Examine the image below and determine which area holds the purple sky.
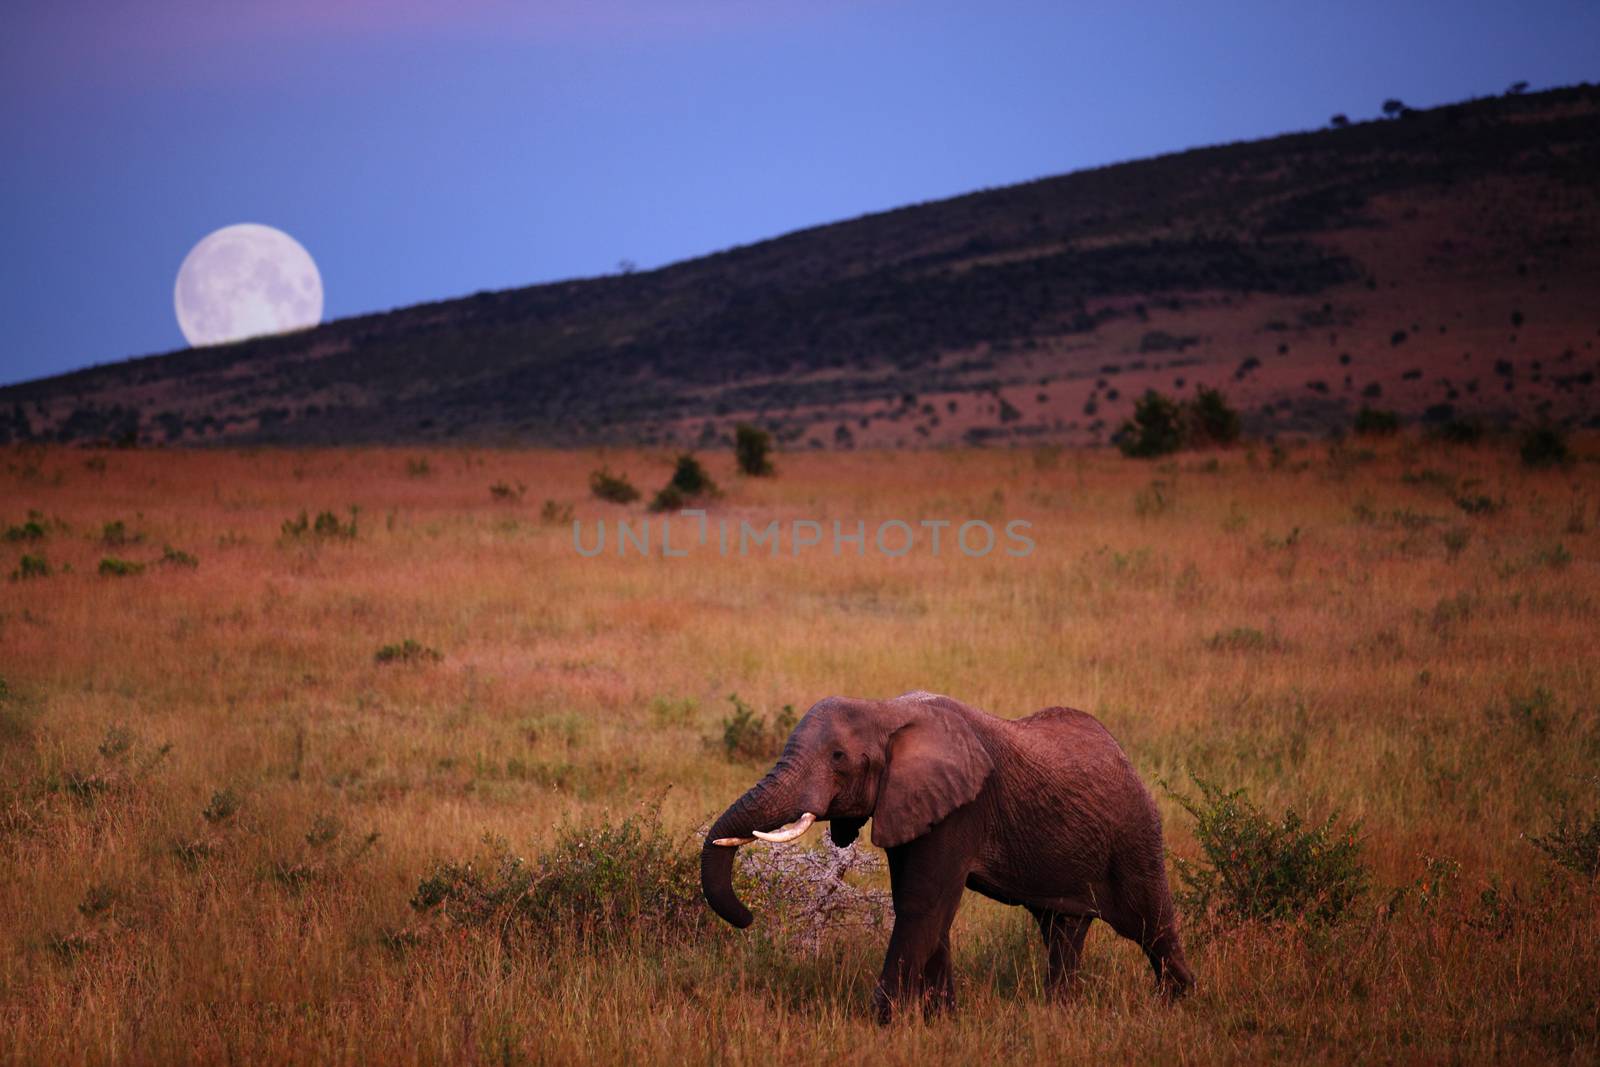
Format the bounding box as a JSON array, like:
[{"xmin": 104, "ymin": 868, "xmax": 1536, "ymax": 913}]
[{"xmin": 2, "ymin": 0, "xmax": 1596, "ymax": 386}]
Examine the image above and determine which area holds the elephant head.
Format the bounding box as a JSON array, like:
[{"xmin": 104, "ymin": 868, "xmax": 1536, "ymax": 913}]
[{"xmin": 700, "ymin": 693, "xmax": 995, "ymax": 928}]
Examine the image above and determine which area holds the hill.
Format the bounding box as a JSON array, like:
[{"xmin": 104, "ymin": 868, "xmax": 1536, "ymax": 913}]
[{"xmin": 3, "ymin": 84, "xmax": 1598, "ymax": 449}]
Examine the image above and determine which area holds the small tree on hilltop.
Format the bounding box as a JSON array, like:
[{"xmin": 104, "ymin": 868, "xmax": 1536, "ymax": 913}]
[
  {"xmin": 1119, "ymin": 386, "xmax": 1242, "ymax": 458},
  {"xmin": 1118, "ymin": 391, "xmax": 1186, "ymax": 458},
  {"xmin": 1381, "ymin": 98, "xmax": 1405, "ymax": 118},
  {"xmin": 1186, "ymin": 385, "xmax": 1241, "ymax": 447},
  {"xmin": 734, "ymin": 423, "xmax": 775, "ymax": 477},
  {"xmin": 1520, "ymin": 425, "xmax": 1571, "ymax": 469},
  {"xmin": 650, "ymin": 454, "xmax": 720, "ymax": 512}
]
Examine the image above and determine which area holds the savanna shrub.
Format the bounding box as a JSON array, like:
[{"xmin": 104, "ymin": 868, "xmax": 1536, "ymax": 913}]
[
  {"xmin": 1119, "ymin": 387, "xmax": 1241, "ymax": 457},
  {"xmin": 539, "ymin": 499, "xmax": 574, "ymax": 525},
  {"xmin": 720, "ymin": 693, "xmax": 797, "ymax": 762},
  {"xmin": 667, "ymin": 454, "xmax": 717, "ymax": 496},
  {"xmin": 409, "ymin": 803, "xmax": 709, "ymax": 943},
  {"xmin": 11, "ymin": 554, "xmax": 48, "ymax": 580},
  {"xmin": 1527, "ymin": 802, "xmax": 1600, "ymax": 881},
  {"xmin": 98, "ymin": 557, "xmax": 145, "ymax": 577},
  {"xmin": 1187, "ymin": 385, "xmax": 1241, "ymax": 447},
  {"xmin": 734, "ymin": 423, "xmax": 776, "ymax": 476},
  {"xmin": 282, "ymin": 509, "xmax": 358, "ymax": 540},
  {"xmin": 1430, "ymin": 417, "xmax": 1484, "ymax": 445},
  {"xmin": 1167, "ymin": 774, "xmax": 1368, "ymax": 926},
  {"xmin": 1455, "ymin": 493, "xmax": 1501, "ymax": 516},
  {"xmin": 101, "ymin": 520, "xmax": 136, "ymax": 546},
  {"xmin": 1354, "ymin": 407, "xmax": 1400, "ymax": 436},
  {"xmin": 1520, "ymin": 425, "xmax": 1571, "ymax": 468},
  {"xmin": 588, "ymin": 467, "xmax": 640, "ymax": 504},
  {"xmin": 202, "ymin": 787, "xmax": 241, "ymax": 824},
  {"xmin": 1118, "ymin": 391, "xmax": 1186, "ymax": 458},
  {"xmin": 648, "ymin": 484, "xmax": 687, "ymax": 513},
  {"xmin": 374, "ymin": 639, "xmax": 442, "ymax": 665},
  {"xmin": 650, "ymin": 454, "xmax": 720, "ymax": 512},
  {"xmin": 4, "ymin": 517, "xmax": 47, "ymax": 542}
]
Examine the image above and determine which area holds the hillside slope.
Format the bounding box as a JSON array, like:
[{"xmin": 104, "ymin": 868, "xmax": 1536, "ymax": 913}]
[{"xmin": 4, "ymin": 85, "xmax": 1598, "ymax": 448}]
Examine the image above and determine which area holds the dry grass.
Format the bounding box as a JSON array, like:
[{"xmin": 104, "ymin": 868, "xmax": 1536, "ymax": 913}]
[{"xmin": 1, "ymin": 439, "xmax": 1596, "ymax": 1065}]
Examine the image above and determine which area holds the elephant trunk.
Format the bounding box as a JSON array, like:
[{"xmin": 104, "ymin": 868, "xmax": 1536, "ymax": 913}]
[{"xmin": 701, "ymin": 767, "xmax": 806, "ymax": 928}]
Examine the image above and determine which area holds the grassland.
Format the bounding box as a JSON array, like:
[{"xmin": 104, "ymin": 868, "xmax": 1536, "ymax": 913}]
[{"xmin": 1, "ymin": 439, "xmax": 1597, "ymax": 1065}]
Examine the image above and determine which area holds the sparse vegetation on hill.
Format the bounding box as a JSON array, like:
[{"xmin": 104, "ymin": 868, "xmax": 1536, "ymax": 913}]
[{"xmin": 4, "ymin": 85, "xmax": 1598, "ymax": 449}]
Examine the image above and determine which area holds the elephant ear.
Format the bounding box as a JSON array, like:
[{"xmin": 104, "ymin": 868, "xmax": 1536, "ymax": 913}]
[{"xmin": 871, "ymin": 709, "xmax": 994, "ymax": 848}]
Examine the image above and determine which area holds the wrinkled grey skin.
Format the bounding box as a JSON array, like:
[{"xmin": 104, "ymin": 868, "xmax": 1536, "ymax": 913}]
[{"xmin": 702, "ymin": 691, "xmax": 1193, "ymax": 1021}]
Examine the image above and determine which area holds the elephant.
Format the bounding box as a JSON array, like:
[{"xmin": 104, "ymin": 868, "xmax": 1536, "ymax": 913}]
[{"xmin": 701, "ymin": 691, "xmax": 1194, "ymax": 1021}]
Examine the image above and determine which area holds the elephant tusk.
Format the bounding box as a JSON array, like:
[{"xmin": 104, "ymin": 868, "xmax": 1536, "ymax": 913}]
[
  {"xmin": 712, "ymin": 836, "xmax": 755, "ymax": 847},
  {"xmin": 751, "ymin": 812, "xmax": 816, "ymax": 843}
]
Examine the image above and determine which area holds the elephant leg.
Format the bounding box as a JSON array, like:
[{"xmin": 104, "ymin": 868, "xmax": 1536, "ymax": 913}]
[
  {"xmin": 1029, "ymin": 908, "xmax": 1093, "ymax": 997},
  {"xmin": 920, "ymin": 933, "xmax": 956, "ymax": 1017},
  {"xmin": 874, "ymin": 842, "xmax": 967, "ymax": 1024}
]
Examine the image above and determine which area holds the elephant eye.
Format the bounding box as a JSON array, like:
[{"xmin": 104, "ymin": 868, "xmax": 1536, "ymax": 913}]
[{"xmin": 831, "ymin": 749, "xmax": 845, "ymax": 763}]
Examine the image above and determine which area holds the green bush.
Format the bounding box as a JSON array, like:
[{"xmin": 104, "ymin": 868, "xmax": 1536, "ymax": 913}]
[
  {"xmin": 98, "ymin": 557, "xmax": 145, "ymax": 577},
  {"xmin": 202, "ymin": 787, "xmax": 241, "ymax": 824},
  {"xmin": 650, "ymin": 454, "xmax": 720, "ymax": 512},
  {"xmin": 1119, "ymin": 387, "xmax": 1241, "ymax": 457},
  {"xmin": 734, "ymin": 423, "xmax": 776, "ymax": 476},
  {"xmin": 3, "ymin": 517, "xmax": 47, "ymax": 542},
  {"xmin": 159, "ymin": 545, "xmax": 199, "ymax": 568},
  {"xmin": 648, "ymin": 484, "xmax": 687, "ymax": 513},
  {"xmin": 588, "ymin": 467, "xmax": 640, "ymax": 504},
  {"xmin": 719, "ymin": 693, "xmax": 797, "ymax": 762},
  {"xmin": 1187, "ymin": 385, "xmax": 1241, "ymax": 447},
  {"xmin": 1118, "ymin": 391, "xmax": 1186, "ymax": 458},
  {"xmin": 409, "ymin": 803, "xmax": 709, "ymax": 943},
  {"xmin": 1520, "ymin": 425, "xmax": 1571, "ymax": 468},
  {"xmin": 375, "ymin": 639, "xmax": 443, "ymax": 666},
  {"xmin": 1527, "ymin": 803, "xmax": 1600, "ymax": 881},
  {"xmin": 10, "ymin": 554, "xmax": 48, "ymax": 581},
  {"xmin": 1167, "ymin": 774, "xmax": 1368, "ymax": 926},
  {"xmin": 1430, "ymin": 418, "xmax": 1484, "ymax": 445},
  {"xmin": 1353, "ymin": 407, "xmax": 1400, "ymax": 436},
  {"xmin": 282, "ymin": 509, "xmax": 358, "ymax": 540},
  {"xmin": 667, "ymin": 454, "xmax": 717, "ymax": 496},
  {"xmin": 539, "ymin": 499, "xmax": 575, "ymax": 525},
  {"xmin": 101, "ymin": 520, "xmax": 137, "ymax": 547}
]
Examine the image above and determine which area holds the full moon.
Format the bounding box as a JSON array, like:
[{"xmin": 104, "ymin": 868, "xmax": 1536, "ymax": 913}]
[{"xmin": 174, "ymin": 223, "xmax": 323, "ymax": 347}]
